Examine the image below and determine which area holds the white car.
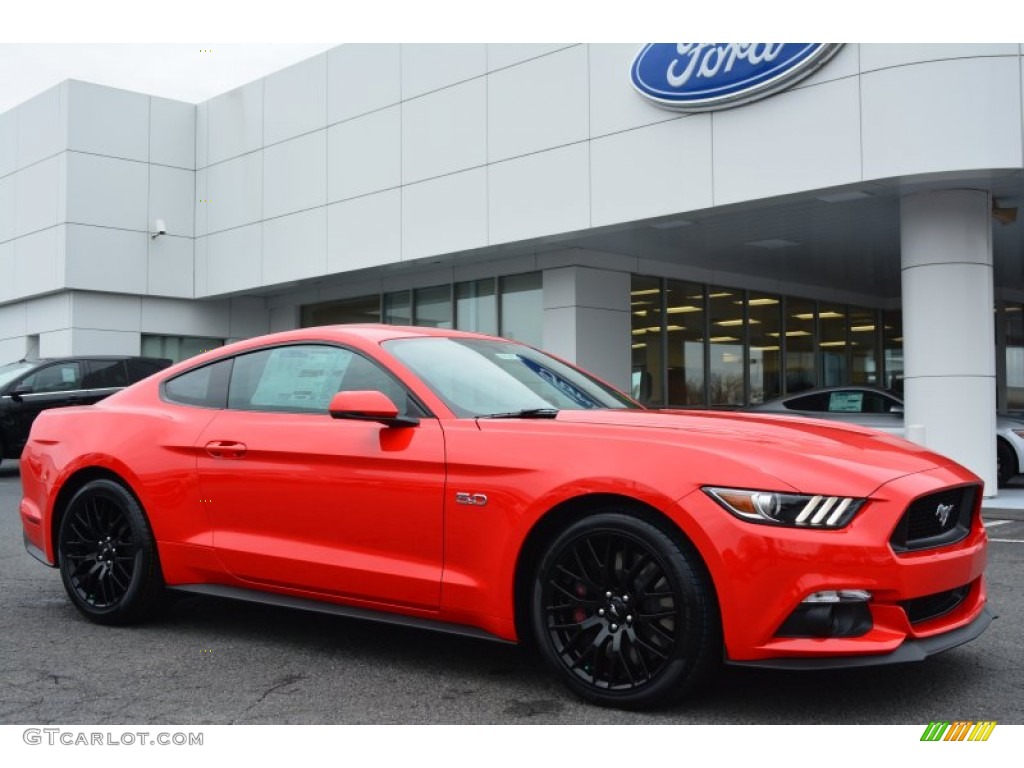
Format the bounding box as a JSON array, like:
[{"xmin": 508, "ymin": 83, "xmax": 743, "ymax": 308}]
[{"xmin": 746, "ymin": 386, "xmax": 1024, "ymax": 487}]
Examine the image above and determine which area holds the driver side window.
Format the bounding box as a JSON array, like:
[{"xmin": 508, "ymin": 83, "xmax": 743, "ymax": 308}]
[
  {"xmin": 227, "ymin": 345, "xmax": 417, "ymax": 416},
  {"xmin": 20, "ymin": 362, "xmax": 82, "ymax": 393}
]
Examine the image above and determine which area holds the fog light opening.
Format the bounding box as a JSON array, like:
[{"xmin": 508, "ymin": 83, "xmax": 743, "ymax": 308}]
[{"xmin": 777, "ymin": 590, "xmax": 873, "ymax": 638}]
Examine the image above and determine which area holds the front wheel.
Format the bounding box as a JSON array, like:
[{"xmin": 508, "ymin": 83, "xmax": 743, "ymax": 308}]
[
  {"xmin": 530, "ymin": 511, "xmax": 721, "ymax": 709},
  {"xmin": 57, "ymin": 478, "xmax": 166, "ymax": 625}
]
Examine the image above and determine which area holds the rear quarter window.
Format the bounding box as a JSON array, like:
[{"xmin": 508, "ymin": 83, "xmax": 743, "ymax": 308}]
[{"xmin": 163, "ymin": 359, "xmax": 232, "ymax": 408}]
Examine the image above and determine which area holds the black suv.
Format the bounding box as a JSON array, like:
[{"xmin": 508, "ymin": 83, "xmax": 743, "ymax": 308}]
[{"xmin": 0, "ymin": 356, "xmax": 172, "ymax": 460}]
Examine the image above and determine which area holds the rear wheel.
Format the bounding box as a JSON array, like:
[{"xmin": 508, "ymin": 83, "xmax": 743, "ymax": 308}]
[
  {"xmin": 57, "ymin": 479, "xmax": 166, "ymax": 625},
  {"xmin": 997, "ymin": 438, "xmax": 1017, "ymax": 487},
  {"xmin": 530, "ymin": 511, "xmax": 721, "ymax": 709}
]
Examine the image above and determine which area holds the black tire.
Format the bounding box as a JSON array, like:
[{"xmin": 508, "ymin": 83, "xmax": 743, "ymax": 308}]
[
  {"xmin": 997, "ymin": 438, "xmax": 1017, "ymax": 488},
  {"xmin": 57, "ymin": 478, "xmax": 166, "ymax": 625},
  {"xmin": 530, "ymin": 511, "xmax": 721, "ymax": 710}
]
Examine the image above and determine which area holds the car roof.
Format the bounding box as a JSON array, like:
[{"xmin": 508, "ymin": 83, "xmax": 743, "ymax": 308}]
[{"xmin": 15, "ymin": 356, "xmax": 172, "ymax": 364}]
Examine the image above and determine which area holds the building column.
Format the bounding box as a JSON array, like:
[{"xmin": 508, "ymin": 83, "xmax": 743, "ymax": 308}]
[
  {"xmin": 900, "ymin": 189, "xmax": 997, "ymax": 494},
  {"xmin": 542, "ymin": 266, "xmax": 631, "ymax": 392}
]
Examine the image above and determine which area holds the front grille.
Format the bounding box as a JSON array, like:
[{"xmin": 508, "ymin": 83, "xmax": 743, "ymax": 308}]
[
  {"xmin": 901, "ymin": 585, "xmax": 970, "ymax": 624},
  {"xmin": 890, "ymin": 485, "xmax": 978, "ymax": 553}
]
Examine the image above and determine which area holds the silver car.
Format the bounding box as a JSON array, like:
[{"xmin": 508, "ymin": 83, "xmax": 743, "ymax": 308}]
[{"xmin": 745, "ymin": 385, "xmax": 1024, "ymax": 487}]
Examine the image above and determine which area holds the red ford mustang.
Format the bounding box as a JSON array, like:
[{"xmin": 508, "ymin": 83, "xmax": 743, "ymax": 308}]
[{"xmin": 19, "ymin": 325, "xmax": 991, "ymax": 709}]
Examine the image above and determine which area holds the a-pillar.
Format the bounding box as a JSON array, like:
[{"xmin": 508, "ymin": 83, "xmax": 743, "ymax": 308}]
[
  {"xmin": 900, "ymin": 189, "xmax": 997, "ymax": 494},
  {"xmin": 542, "ymin": 267, "xmax": 631, "ymax": 393}
]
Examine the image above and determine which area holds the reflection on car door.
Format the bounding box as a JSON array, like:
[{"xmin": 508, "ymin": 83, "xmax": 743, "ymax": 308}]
[{"xmin": 196, "ymin": 344, "xmax": 446, "ymax": 609}]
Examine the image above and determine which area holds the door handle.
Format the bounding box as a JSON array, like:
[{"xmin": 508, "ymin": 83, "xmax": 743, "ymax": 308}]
[{"xmin": 205, "ymin": 440, "xmax": 248, "ymax": 459}]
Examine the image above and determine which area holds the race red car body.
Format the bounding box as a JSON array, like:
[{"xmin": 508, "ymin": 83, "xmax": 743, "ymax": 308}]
[{"xmin": 19, "ymin": 325, "xmax": 990, "ymax": 709}]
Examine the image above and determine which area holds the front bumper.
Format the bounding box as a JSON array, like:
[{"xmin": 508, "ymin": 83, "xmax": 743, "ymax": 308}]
[
  {"xmin": 728, "ymin": 604, "xmax": 994, "ymax": 669},
  {"xmin": 677, "ymin": 465, "xmax": 990, "ymax": 664}
]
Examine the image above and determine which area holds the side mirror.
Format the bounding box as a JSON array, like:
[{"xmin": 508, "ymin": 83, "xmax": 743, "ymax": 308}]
[
  {"xmin": 328, "ymin": 390, "xmax": 419, "ymax": 428},
  {"xmin": 9, "ymin": 384, "xmax": 33, "ymax": 401}
]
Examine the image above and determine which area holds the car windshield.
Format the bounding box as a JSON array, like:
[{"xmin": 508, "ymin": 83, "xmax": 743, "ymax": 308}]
[
  {"xmin": 0, "ymin": 361, "xmax": 37, "ymax": 390},
  {"xmin": 384, "ymin": 337, "xmax": 639, "ymax": 418}
]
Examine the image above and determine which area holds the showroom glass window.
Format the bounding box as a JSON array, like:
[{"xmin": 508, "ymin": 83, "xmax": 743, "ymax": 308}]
[
  {"xmin": 1006, "ymin": 303, "xmax": 1024, "ymax": 413},
  {"xmin": 413, "ymin": 286, "xmax": 452, "ymax": 328},
  {"xmin": 747, "ymin": 293, "xmax": 782, "ymax": 404},
  {"xmin": 708, "ymin": 287, "xmax": 745, "ymax": 406},
  {"xmin": 785, "ymin": 298, "xmax": 816, "ymax": 394},
  {"xmin": 499, "ymin": 273, "xmax": 543, "ymax": 347},
  {"xmin": 630, "ymin": 275, "xmax": 664, "ymax": 404},
  {"xmin": 142, "ymin": 335, "xmax": 225, "ymax": 364},
  {"xmin": 849, "ymin": 305, "xmax": 880, "ymax": 386},
  {"xmin": 665, "ymin": 280, "xmax": 706, "ymax": 405},
  {"xmin": 819, "ymin": 303, "xmax": 847, "ymax": 387},
  {"xmin": 299, "ymin": 295, "xmax": 381, "ymax": 327},
  {"xmin": 455, "ymin": 279, "xmax": 498, "ymax": 336}
]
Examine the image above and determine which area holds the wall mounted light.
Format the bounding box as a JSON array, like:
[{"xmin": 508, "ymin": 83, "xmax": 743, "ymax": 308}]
[{"xmin": 151, "ymin": 219, "xmax": 167, "ymax": 239}]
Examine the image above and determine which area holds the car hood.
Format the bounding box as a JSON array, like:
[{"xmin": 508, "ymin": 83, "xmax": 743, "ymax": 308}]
[{"xmin": 548, "ymin": 408, "xmax": 970, "ymax": 496}]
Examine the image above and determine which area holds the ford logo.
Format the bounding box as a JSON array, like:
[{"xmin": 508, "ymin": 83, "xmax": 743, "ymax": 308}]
[{"xmin": 630, "ymin": 43, "xmax": 842, "ymax": 112}]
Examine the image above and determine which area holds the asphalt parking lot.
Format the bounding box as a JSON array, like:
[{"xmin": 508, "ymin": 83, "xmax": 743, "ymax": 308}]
[{"xmin": 1, "ymin": 459, "xmax": 1022, "ymax": 725}]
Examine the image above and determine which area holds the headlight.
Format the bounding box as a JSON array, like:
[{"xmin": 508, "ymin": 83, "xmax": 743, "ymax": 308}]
[{"xmin": 703, "ymin": 487, "xmax": 865, "ymax": 528}]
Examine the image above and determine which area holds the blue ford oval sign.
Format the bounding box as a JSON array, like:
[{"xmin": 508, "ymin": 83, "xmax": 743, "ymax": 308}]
[{"xmin": 631, "ymin": 43, "xmax": 842, "ymax": 112}]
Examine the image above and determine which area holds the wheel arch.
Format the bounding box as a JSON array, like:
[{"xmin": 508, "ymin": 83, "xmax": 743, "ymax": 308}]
[
  {"xmin": 512, "ymin": 492, "xmax": 721, "ymax": 646},
  {"xmin": 50, "ymin": 466, "xmax": 143, "ymax": 562}
]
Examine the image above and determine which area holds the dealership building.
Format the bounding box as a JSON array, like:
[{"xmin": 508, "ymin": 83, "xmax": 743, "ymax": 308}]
[{"xmin": 1, "ymin": 43, "xmax": 1023, "ymax": 491}]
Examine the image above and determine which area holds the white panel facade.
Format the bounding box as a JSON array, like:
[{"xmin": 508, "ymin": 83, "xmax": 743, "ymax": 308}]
[
  {"xmin": 65, "ymin": 152, "xmax": 148, "ymax": 231},
  {"xmin": 0, "ymin": 110, "xmax": 16, "ymax": 177},
  {"xmin": 712, "ymin": 77, "xmax": 862, "ymax": 205},
  {"xmin": 38, "ymin": 329, "xmax": 73, "ymax": 356},
  {"xmin": 487, "ymin": 44, "xmax": 574, "ymax": 71},
  {"xmin": 65, "ymin": 225, "xmax": 147, "ymax": 293},
  {"xmin": 13, "ymin": 227, "xmax": 64, "ymax": 297},
  {"xmin": 148, "ymin": 235, "xmax": 194, "ymax": 298},
  {"xmin": 150, "ymin": 97, "xmax": 196, "ymax": 170},
  {"xmin": 26, "ymin": 292, "xmax": 71, "ymax": 332},
  {"xmin": 488, "ymin": 45, "xmax": 589, "ymax": 162},
  {"xmin": 195, "ymin": 101, "xmax": 209, "ymax": 170},
  {"xmin": 68, "ymin": 328, "xmax": 139, "ymax": 355},
  {"xmin": 141, "ymin": 296, "xmax": 231, "ymax": 337},
  {"xmin": 0, "ymin": 175, "xmax": 14, "ymax": 243},
  {"xmin": 401, "ymin": 169, "xmax": 487, "ymax": 261},
  {"xmin": 148, "ymin": 165, "xmax": 195, "ymax": 237},
  {"xmin": 206, "ymin": 153, "xmax": 262, "ymax": 234},
  {"xmin": 488, "ymin": 144, "xmax": 589, "ymax": 244},
  {"xmin": 262, "ymin": 131, "xmax": 326, "ymax": 219},
  {"xmin": 860, "ymin": 43, "xmax": 1019, "ymax": 72},
  {"xmin": 0, "ymin": 242, "xmax": 12, "ymax": 302},
  {"xmin": 795, "ymin": 43, "xmax": 860, "ymax": 89},
  {"xmin": 591, "ymin": 116, "xmax": 713, "ymax": 227},
  {"xmin": 327, "ymin": 106, "xmax": 400, "ymax": 202},
  {"xmin": 400, "ymin": 44, "xmax": 486, "ymax": 99},
  {"xmin": 15, "ymin": 84, "xmax": 66, "ymax": 170},
  {"xmin": 206, "ymin": 81, "xmax": 263, "ymax": 166},
  {"xmin": 205, "ymin": 224, "xmax": 262, "ymax": 295},
  {"xmin": 327, "ymin": 44, "xmax": 401, "ymax": 124},
  {"xmin": 14, "ymin": 155, "xmax": 62, "ymax": 238},
  {"xmin": 862, "ymin": 57, "xmax": 1023, "ymax": 180},
  {"xmin": 264, "ymin": 54, "xmax": 327, "ymax": 146},
  {"xmin": 326, "ymin": 190, "xmax": 401, "ymax": 273},
  {"xmin": 588, "ymin": 44, "xmax": 677, "ymax": 138},
  {"xmin": 262, "ymin": 208, "xmax": 327, "ymax": 287},
  {"xmin": 402, "ymin": 79, "xmax": 486, "ymax": 184},
  {"xmin": 67, "ymin": 81, "xmax": 149, "ymax": 162},
  {"xmin": 71, "ymin": 292, "xmax": 142, "ymax": 331}
]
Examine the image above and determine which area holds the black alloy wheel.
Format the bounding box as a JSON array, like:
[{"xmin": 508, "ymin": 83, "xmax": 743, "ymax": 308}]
[
  {"xmin": 531, "ymin": 511, "xmax": 721, "ymax": 709},
  {"xmin": 58, "ymin": 479, "xmax": 166, "ymax": 625}
]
